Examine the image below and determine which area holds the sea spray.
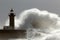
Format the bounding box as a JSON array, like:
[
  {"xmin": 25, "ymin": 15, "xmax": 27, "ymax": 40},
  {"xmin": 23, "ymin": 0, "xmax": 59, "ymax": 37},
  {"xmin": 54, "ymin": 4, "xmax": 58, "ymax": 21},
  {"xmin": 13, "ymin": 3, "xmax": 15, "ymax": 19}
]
[{"xmin": 5, "ymin": 8, "xmax": 60, "ymax": 40}]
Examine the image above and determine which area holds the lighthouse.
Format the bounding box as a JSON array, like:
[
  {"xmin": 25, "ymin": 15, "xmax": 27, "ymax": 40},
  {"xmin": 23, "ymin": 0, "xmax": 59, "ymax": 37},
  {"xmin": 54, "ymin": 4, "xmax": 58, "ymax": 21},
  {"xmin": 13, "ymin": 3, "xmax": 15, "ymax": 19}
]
[
  {"xmin": 4, "ymin": 8, "xmax": 15, "ymax": 30},
  {"xmin": 9, "ymin": 8, "xmax": 15, "ymax": 29},
  {"xmin": 2, "ymin": 9, "xmax": 26, "ymax": 39}
]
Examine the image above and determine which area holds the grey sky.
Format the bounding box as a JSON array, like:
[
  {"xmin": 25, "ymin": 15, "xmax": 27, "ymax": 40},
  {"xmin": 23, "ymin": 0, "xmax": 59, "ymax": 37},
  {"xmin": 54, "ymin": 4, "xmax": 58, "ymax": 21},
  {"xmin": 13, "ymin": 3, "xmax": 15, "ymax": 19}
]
[{"xmin": 0, "ymin": 0, "xmax": 60, "ymax": 28}]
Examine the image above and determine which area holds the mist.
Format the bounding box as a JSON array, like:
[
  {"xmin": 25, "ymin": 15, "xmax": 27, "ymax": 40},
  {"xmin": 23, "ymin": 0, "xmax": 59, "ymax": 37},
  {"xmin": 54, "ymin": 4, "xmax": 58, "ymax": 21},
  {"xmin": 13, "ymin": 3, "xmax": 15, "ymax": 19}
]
[{"xmin": 5, "ymin": 8, "xmax": 60, "ymax": 40}]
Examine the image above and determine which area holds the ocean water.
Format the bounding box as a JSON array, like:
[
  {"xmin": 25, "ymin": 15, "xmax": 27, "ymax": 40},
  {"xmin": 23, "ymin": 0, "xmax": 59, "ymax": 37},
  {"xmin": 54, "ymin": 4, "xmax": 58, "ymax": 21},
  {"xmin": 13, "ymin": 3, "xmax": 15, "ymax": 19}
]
[{"xmin": 5, "ymin": 8, "xmax": 60, "ymax": 40}]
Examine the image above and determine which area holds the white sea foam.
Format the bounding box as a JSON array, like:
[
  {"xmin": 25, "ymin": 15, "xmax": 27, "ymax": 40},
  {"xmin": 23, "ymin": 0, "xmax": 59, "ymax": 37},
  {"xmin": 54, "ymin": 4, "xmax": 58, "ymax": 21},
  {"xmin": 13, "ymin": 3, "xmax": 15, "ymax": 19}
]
[{"xmin": 5, "ymin": 8, "xmax": 60, "ymax": 40}]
